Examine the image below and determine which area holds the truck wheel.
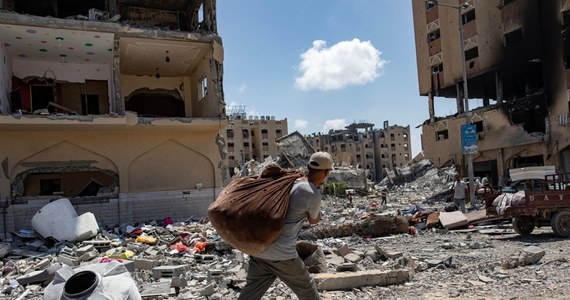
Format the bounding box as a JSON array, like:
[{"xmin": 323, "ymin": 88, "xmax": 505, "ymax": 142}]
[
  {"xmin": 512, "ymin": 217, "xmax": 535, "ymax": 235},
  {"xmin": 551, "ymin": 211, "xmax": 570, "ymax": 237}
]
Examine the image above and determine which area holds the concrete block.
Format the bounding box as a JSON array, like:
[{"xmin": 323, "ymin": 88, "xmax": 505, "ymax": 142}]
[
  {"xmin": 336, "ymin": 263, "xmax": 357, "ymax": 272},
  {"xmin": 56, "ymin": 254, "xmax": 80, "ymax": 267},
  {"xmin": 326, "ymin": 254, "xmax": 345, "ymax": 266},
  {"xmin": 152, "ymin": 265, "xmax": 187, "ymax": 279},
  {"xmin": 344, "ymin": 253, "xmax": 362, "ymax": 263},
  {"xmin": 522, "ymin": 246, "xmax": 545, "ymax": 265},
  {"xmin": 78, "ymin": 250, "xmax": 98, "ymax": 262},
  {"xmin": 439, "ymin": 211, "xmax": 469, "ymax": 229},
  {"xmin": 383, "ymin": 251, "xmax": 403, "ymax": 259},
  {"xmin": 314, "ymin": 269, "xmax": 411, "ymax": 291},
  {"xmin": 337, "ymin": 244, "xmax": 351, "ymax": 257},
  {"xmin": 76, "ymin": 245, "xmax": 95, "ymax": 256},
  {"xmin": 135, "ymin": 258, "xmax": 158, "ymax": 270}
]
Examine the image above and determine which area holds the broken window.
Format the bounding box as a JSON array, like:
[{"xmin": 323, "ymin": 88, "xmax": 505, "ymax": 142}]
[
  {"xmin": 432, "ymin": 63, "xmax": 443, "ymax": 74},
  {"xmin": 242, "ymin": 129, "xmax": 249, "ymax": 138},
  {"xmin": 20, "ymin": 170, "xmax": 116, "ymax": 198},
  {"xmin": 465, "ymin": 47, "xmax": 479, "ymax": 61},
  {"xmin": 426, "ymin": 1, "xmax": 436, "ymax": 9},
  {"xmin": 80, "ymin": 94, "xmax": 100, "ymax": 115},
  {"xmin": 428, "ymin": 29, "xmax": 441, "ymax": 42},
  {"xmin": 474, "ymin": 121, "xmax": 484, "ymax": 132},
  {"xmin": 125, "ymin": 88, "xmax": 185, "ymax": 117},
  {"xmin": 13, "ymin": 0, "xmax": 106, "ymax": 18},
  {"xmin": 436, "ymin": 129, "xmax": 449, "ymax": 141},
  {"xmin": 198, "ymin": 76, "xmax": 208, "ymax": 100},
  {"xmin": 31, "ymin": 85, "xmax": 55, "ymax": 113},
  {"xmin": 226, "ymin": 129, "xmax": 234, "ymax": 138},
  {"xmin": 243, "ymin": 142, "xmax": 249, "ymax": 147},
  {"xmin": 40, "ymin": 178, "xmax": 61, "ymax": 196},
  {"xmin": 461, "ymin": 10, "xmax": 476, "ymax": 25},
  {"xmin": 229, "ymin": 155, "xmax": 235, "ymax": 161},
  {"xmin": 504, "ymin": 28, "xmax": 523, "ymax": 47}
]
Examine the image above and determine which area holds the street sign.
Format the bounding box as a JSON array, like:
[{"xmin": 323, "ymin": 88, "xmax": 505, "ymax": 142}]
[{"xmin": 461, "ymin": 124, "xmax": 478, "ymax": 155}]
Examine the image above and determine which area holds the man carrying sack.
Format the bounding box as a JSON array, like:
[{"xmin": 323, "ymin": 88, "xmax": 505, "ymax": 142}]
[{"xmin": 238, "ymin": 151, "xmax": 333, "ymax": 300}]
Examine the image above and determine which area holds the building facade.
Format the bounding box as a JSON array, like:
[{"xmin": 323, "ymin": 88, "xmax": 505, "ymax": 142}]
[
  {"xmin": 306, "ymin": 122, "xmax": 411, "ymax": 182},
  {"xmin": 0, "ymin": 0, "xmax": 227, "ymax": 237},
  {"xmin": 412, "ymin": 0, "xmax": 570, "ymax": 187},
  {"xmin": 221, "ymin": 105, "xmax": 287, "ymax": 177}
]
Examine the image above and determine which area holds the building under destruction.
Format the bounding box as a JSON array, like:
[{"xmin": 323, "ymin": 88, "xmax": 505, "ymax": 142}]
[
  {"xmin": 221, "ymin": 105, "xmax": 287, "ymax": 178},
  {"xmin": 412, "ymin": 0, "xmax": 570, "ymax": 187},
  {"xmin": 0, "ymin": 0, "xmax": 226, "ymax": 236},
  {"xmin": 306, "ymin": 122, "xmax": 411, "ymax": 182}
]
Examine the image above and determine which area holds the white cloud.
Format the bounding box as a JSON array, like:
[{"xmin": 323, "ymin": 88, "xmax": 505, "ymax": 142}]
[
  {"xmin": 295, "ymin": 39, "xmax": 388, "ymax": 91},
  {"xmin": 321, "ymin": 119, "xmax": 347, "ymax": 133},
  {"xmin": 238, "ymin": 84, "xmax": 247, "ymax": 93},
  {"xmin": 294, "ymin": 119, "xmax": 309, "ymax": 129}
]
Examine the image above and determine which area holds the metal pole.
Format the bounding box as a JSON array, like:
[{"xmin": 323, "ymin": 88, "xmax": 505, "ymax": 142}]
[
  {"xmin": 457, "ymin": 4, "xmax": 476, "ymax": 205},
  {"xmin": 428, "ymin": 0, "xmax": 476, "ymax": 205}
]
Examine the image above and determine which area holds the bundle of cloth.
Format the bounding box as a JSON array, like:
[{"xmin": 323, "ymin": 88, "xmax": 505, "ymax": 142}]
[{"xmin": 492, "ymin": 191, "xmax": 526, "ymax": 216}]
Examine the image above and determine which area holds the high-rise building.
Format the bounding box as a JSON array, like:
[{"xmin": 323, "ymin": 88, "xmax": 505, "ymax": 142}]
[
  {"xmin": 306, "ymin": 122, "xmax": 411, "ymax": 181},
  {"xmin": 412, "ymin": 0, "xmax": 570, "ymax": 186},
  {"xmin": 222, "ymin": 105, "xmax": 287, "ymax": 177},
  {"xmin": 0, "ymin": 0, "xmax": 226, "ymax": 236}
]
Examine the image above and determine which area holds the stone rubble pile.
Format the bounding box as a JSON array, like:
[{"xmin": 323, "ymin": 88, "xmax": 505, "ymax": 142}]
[{"xmin": 1, "ymin": 158, "xmax": 566, "ymax": 299}]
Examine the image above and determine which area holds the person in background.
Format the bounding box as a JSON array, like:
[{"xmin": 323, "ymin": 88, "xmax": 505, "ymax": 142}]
[
  {"xmin": 481, "ymin": 174, "xmax": 491, "ymax": 191},
  {"xmin": 380, "ymin": 188, "xmax": 388, "ymax": 205},
  {"xmin": 238, "ymin": 151, "xmax": 334, "ymax": 300},
  {"xmin": 451, "ymin": 174, "xmax": 468, "ymax": 213}
]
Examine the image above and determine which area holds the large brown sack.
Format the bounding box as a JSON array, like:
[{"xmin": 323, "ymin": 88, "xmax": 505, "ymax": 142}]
[{"xmin": 208, "ymin": 164, "xmax": 304, "ymax": 256}]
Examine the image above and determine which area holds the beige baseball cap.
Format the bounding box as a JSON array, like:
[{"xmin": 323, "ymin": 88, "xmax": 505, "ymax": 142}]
[{"xmin": 308, "ymin": 151, "xmax": 334, "ymax": 170}]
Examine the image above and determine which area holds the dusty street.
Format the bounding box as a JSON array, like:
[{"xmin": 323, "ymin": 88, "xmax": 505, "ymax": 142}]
[{"xmin": 316, "ymin": 226, "xmax": 570, "ymax": 300}]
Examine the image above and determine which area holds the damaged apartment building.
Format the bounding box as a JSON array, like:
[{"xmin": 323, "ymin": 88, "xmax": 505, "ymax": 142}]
[
  {"xmin": 412, "ymin": 0, "xmax": 570, "ymax": 186},
  {"xmin": 306, "ymin": 122, "xmax": 411, "ymax": 182},
  {"xmin": 220, "ymin": 105, "xmax": 287, "ymax": 178},
  {"xmin": 0, "ymin": 0, "xmax": 227, "ymax": 238}
]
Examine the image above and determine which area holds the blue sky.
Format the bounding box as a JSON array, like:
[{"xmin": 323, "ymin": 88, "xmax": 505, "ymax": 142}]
[{"xmin": 217, "ymin": 0, "xmax": 459, "ymax": 157}]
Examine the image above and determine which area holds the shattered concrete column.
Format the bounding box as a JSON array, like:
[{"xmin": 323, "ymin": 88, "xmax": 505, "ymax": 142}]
[
  {"xmin": 428, "ymin": 92, "xmax": 435, "ymax": 123},
  {"xmin": 456, "ymin": 83, "xmax": 465, "ymax": 114},
  {"xmin": 113, "ymin": 36, "xmax": 122, "ymax": 114},
  {"xmin": 495, "ymin": 71, "xmax": 503, "ymax": 102},
  {"xmin": 302, "ymin": 216, "xmax": 408, "ymax": 239}
]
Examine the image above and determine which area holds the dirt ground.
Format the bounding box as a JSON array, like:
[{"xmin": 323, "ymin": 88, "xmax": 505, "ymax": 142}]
[
  {"xmin": 303, "ymin": 194, "xmax": 570, "ymax": 300},
  {"xmin": 316, "ymin": 227, "xmax": 570, "ymax": 300}
]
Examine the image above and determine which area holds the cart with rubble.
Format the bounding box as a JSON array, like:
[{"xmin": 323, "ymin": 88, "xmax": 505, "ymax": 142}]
[{"xmin": 484, "ymin": 172, "xmax": 570, "ymax": 237}]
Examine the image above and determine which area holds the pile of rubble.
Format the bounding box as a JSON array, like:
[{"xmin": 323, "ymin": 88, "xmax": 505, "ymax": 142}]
[{"xmin": 1, "ymin": 158, "xmax": 564, "ymax": 299}]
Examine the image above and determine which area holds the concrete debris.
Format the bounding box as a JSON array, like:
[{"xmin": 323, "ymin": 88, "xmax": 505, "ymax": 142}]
[
  {"xmin": 0, "ymin": 159, "xmax": 566, "ymax": 299},
  {"xmin": 300, "ymin": 215, "xmax": 409, "ymax": 240}
]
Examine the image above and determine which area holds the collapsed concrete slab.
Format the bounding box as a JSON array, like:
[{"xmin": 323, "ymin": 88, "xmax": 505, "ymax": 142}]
[{"xmin": 314, "ymin": 269, "xmax": 411, "ymax": 291}]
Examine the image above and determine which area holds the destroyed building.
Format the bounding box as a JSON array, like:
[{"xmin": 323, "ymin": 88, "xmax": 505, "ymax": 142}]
[
  {"xmin": 221, "ymin": 105, "xmax": 287, "ymax": 177},
  {"xmin": 306, "ymin": 121, "xmax": 412, "ymax": 182},
  {"xmin": 412, "ymin": 0, "xmax": 570, "ymax": 187},
  {"xmin": 0, "ymin": 0, "xmax": 227, "ymax": 238}
]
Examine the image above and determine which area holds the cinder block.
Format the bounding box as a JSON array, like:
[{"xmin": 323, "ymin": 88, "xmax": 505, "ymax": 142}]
[
  {"xmin": 152, "ymin": 265, "xmax": 187, "ymax": 279},
  {"xmin": 56, "ymin": 254, "xmax": 80, "ymax": 267},
  {"xmin": 135, "ymin": 259, "xmax": 158, "ymax": 271},
  {"xmin": 344, "ymin": 253, "xmax": 362, "ymax": 263},
  {"xmin": 337, "ymin": 244, "xmax": 350, "ymax": 257}
]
